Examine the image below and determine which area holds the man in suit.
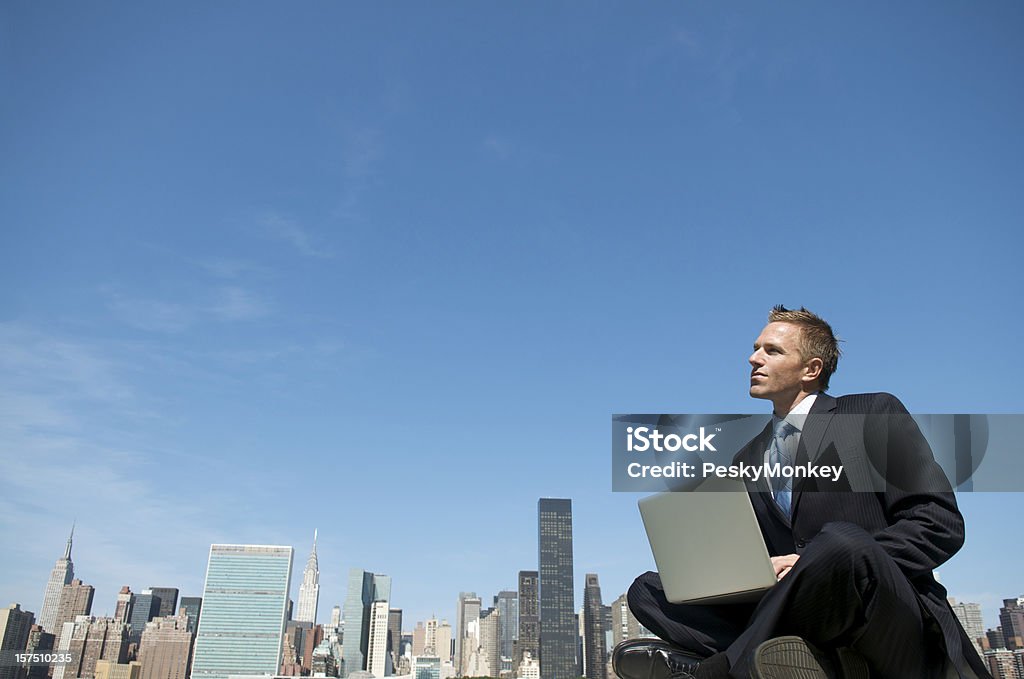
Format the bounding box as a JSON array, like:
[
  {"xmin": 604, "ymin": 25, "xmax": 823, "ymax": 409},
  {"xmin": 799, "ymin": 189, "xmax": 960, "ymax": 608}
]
[{"xmin": 616, "ymin": 307, "xmax": 990, "ymax": 679}]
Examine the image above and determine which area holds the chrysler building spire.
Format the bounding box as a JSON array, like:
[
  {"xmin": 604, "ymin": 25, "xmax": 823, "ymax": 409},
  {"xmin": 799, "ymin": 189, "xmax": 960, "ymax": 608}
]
[{"xmin": 295, "ymin": 529, "xmax": 319, "ymax": 624}]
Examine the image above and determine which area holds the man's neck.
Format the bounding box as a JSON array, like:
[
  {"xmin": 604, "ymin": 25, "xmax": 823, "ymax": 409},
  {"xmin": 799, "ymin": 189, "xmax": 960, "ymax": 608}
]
[{"xmin": 772, "ymin": 390, "xmax": 817, "ymax": 417}]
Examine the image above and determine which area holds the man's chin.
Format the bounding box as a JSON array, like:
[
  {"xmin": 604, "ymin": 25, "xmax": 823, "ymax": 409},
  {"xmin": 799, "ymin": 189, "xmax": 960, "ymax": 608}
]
[{"xmin": 749, "ymin": 387, "xmax": 770, "ymax": 400}]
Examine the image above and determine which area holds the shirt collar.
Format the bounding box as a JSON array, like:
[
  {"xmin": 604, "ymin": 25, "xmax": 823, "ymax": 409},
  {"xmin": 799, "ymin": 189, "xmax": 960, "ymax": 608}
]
[{"xmin": 773, "ymin": 392, "xmax": 818, "ymax": 432}]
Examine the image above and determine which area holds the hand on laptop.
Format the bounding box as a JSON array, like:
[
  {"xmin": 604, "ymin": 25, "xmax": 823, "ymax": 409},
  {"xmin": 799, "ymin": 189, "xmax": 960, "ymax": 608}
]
[{"xmin": 771, "ymin": 554, "xmax": 800, "ymax": 580}]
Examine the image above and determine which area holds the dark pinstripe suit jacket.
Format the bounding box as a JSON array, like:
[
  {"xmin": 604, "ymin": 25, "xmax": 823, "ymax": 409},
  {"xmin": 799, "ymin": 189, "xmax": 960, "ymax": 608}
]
[{"xmin": 732, "ymin": 392, "xmax": 989, "ymax": 678}]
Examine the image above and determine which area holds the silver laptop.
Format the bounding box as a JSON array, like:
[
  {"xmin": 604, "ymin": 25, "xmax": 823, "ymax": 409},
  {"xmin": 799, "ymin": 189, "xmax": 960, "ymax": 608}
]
[{"xmin": 637, "ymin": 477, "xmax": 777, "ymax": 604}]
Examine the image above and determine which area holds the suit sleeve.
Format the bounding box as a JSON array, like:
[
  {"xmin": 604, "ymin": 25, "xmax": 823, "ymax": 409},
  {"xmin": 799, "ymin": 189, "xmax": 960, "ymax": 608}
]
[{"xmin": 867, "ymin": 394, "xmax": 965, "ymax": 578}]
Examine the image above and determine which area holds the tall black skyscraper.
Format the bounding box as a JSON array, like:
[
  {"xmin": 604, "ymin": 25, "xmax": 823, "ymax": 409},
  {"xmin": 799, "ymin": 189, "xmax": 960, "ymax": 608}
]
[
  {"xmin": 538, "ymin": 499, "xmax": 575, "ymax": 679},
  {"xmin": 582, "ymin": 574, "xmax": 607, "ymax": 679},
  {"xmin": 517, "ymin": 571, "xmax": 539, "ymax": 673},
  {"xmin": 128, "ymin": 591, "xmax": 160, "ymax": 644},
  {"xmin": 149, "ymin": 587, "xmax": 179, "ymax": 619}
]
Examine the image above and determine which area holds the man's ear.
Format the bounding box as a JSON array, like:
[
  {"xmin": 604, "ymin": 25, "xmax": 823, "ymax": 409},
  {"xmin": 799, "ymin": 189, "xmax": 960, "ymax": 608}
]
[{"xmin": 803, "ymin": 357, "xmax": 823, "ymax": 384}]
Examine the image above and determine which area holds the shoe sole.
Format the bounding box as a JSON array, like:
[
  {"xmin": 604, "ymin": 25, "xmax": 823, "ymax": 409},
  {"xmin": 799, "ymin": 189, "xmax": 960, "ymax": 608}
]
[
  {"xmin": 611, "ymin": 642, "xmax": 700, "ymax": 679},
  {"xmin": 752, "ymin": 636, "xmax": 832, "ymax": 679},
  {"xmin": 835, "ymin": 648, "xmax": 869, "ymax": 679}
]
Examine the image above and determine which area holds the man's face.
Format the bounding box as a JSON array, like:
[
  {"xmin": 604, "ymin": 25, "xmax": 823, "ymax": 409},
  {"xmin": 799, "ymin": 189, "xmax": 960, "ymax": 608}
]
[{"xmin": 748, "ymin": 322, "xmax": 810, "ymax": 401}]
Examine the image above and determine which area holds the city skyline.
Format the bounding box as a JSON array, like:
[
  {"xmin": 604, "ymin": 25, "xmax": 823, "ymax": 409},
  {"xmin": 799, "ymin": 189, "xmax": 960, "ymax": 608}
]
[
  {"xmin": 2, "ymin": 0, "xmax": 1023, "ymax": 652},
  {"xmin": 5, "ymin": 530, "xmax": 1024, "ymax": 677},
  {"xmin": 9, "ymin": 494, "xmax": 1021, "ymax": 636}
]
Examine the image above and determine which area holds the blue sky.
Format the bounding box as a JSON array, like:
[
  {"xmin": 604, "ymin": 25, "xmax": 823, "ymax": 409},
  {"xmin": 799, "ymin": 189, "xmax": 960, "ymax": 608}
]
[{"xmin": 1, "ymin": 3, "xmax": 1022, "ymax": 632}]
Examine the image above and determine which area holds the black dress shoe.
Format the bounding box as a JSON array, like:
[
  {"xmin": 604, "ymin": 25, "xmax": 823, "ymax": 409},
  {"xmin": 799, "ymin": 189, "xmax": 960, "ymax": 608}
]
[
  {"xmin": 612, "ymin": 638, "xmax": 703, "ymax": 679},
  {"xmin": 752, "ymin": 636, "xmax": 870, "ymax": 679}
]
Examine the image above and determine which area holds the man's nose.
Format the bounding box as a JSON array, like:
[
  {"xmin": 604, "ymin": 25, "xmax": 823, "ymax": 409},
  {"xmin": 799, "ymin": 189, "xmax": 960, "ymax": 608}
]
[{"xmin": 749, "ymin": 351, "xmax": 763, "ymax": 367}]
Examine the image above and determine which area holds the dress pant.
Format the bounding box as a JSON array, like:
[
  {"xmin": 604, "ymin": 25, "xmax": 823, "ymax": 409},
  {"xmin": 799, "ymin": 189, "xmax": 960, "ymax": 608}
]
[{"xmin": 627, "ymin": 522, "xmax": 936, "ymax": 679}]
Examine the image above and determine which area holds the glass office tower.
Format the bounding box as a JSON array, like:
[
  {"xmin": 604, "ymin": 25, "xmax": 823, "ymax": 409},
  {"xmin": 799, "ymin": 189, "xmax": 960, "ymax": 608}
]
[
  {"xmin": 191, "ymin": 545, "xmax": 293, "ymax": 679},
  {"xmin": 341, "ymin": 569, "xmax": 391, "ymax": 678}
]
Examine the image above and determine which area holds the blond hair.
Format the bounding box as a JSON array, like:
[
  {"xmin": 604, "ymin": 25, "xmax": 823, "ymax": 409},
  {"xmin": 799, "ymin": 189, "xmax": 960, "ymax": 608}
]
[{"xmin": 767, "ymin": 305, "xmax": 842, "ymax": 390}]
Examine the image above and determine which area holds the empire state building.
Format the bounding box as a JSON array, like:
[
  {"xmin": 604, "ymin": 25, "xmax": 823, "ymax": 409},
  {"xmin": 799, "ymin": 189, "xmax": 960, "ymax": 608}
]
[{"xmin": 39, "ymin": 525, "xmax": 75, "ymax": 633}]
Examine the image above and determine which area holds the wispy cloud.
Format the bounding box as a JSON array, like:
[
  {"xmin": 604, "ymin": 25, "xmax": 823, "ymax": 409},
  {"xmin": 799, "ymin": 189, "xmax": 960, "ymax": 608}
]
[
  {"xmin": 0, "ymin": 323, "xmax": 135, "ymax": 405},
  {"xmin": 195, "ymin": 257, "xmax": 270, "ymax": 280},
  {"xmin": 106, "ymin": 291, "xmax": 196, "ymax": 333},
  {"xmin": 210, "ymin": 339, "xmax": 343, "ymax": 367},
  {"xmin": 210, "ymin": 286, "xmax": 271, "ymax": 321},
  {"xmin": 260, "ymin": 212, "xmax": 335, "ymax": 259},
  {"xmin": 104, "ymin": 285, "xmax": 272, "ymax": 332}
]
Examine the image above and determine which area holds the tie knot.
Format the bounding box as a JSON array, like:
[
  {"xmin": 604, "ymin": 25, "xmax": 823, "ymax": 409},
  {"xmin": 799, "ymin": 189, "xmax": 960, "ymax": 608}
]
[{"xmin": 775, "ymin": 419, "xmax": 798, "ymax": 439}]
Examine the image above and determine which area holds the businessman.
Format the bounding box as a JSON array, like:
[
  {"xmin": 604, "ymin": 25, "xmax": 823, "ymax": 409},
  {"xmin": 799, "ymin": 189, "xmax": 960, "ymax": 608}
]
[{"xmin": 617, "ymin": 307, "xmax": 991, "ymax": 679}]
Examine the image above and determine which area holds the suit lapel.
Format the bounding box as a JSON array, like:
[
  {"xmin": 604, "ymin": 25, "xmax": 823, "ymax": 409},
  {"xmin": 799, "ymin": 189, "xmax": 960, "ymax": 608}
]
[
  {"xmin": 790, "ymin": 393, "xmax": 837, "ymax": 519},
  {"xmin": 739, "ymin": 420, "xmax": 774, "ymax": 494}
]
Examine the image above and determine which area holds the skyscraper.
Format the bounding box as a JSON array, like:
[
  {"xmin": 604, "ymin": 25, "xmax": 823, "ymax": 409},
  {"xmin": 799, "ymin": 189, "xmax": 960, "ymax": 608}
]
[
  {"xmin": 366, "ymin": 601, "xmax": 391, "ymax": 677},
  {"xmin": 114, "ymin": 587, "xmax": 133, "ymax": 626},
  {"xmin": 388, "ymin": 609, "xmax": 403, "ymax": 671},
  {"xmin": 601, "ymin": 605, "xmax": 613, "ymax": 679},
  {"xmin": 296, "ymin": 531, "xmax": 320, "ymax": 625},
  {"xmin": 435, "ymin": 621, "xmax": 452, "ymax": 664},
  {"xmin": 341, "ymin": 569, "xmax": 391, "ymax": 678},
  {"xmin": 54, "ymin": 579, "xmax": 95, "ymax": 646},
  {"xmin": 178, "ymin": 597, "xmax": 202, "ymax": 634},
  {"xmin": 39, "ymin": 526, "xmax": 75, "ymax": 634},
  {"xmin": 55, "ymin": 617, "xmax": 129, "ymax": 679},
  {"xmin": 24, "ymin": 625, "xmax": 55, "ymax": 679},
  {"xmin": 985, "ymin": 648, "xmax": 1019, "ymax": 679},
  {"xmin": 538, "ymin": 499, "xmax": 575, "ymax": 679},
  {"xmin": 582, "ymin": 575, "xmax": 606, "ymax": 679},
  {"xmin": 128, "ymin": 591, "xmax": 161, "ymax": 645},
  {"xmin": 949, "ymin": 598, "xmax": 986, "ymax": 654},
  {"xmin": 0, "ymin": 604, "xmax": 35, "ymax": 679},
  {"xmin": 517, "ymin": 571, "xmax": 539, "ymax": 675},
  {"xmin": 280, "ymin": 621, "xmax": 308, "ymax": 675},
  {"xmin": 610, "ymin": 594, "xmax": 651, "ymax": 648},
  {"xmin": 988, "ymin": 628, "xmax": 1007, "ymax": 650},
  {"xmin": 148, "ymin": 589, "xmax": 179, "ymax": 620},
  {"xmin": 420, "ymin": 618, "xmax": 446, "ymax": 659},
  {"xmin": 576, "ymin": 610, "xmax": 584, "ymax": 677},
  {"xmin": 343, "ymin": 570, "xmax": 373, "ymax": 677},
  {"xmin": 495, "ymin": 591, "xmax": 518, "ymax": 676},
  {"xmin": 136, "ymin": 612, "xmax": 193, "ymax": 679},
  {"xmin": 413, "ymin": 621, "xmax": 426, "ymax": 656},
  {"xmin": 478, "ymin": 608, "xmax": 499, "ymax": 678},
  {"xmin": 1000, "ymin": 597, "xmax": 1024, "ymax": 650},
  {"xmin": 455, "ymin": 592, "xmax": 481, "ymax": 676},
  {"xmin": 190, "ymin": 544, "xmax": 293, "ymax": 679}
]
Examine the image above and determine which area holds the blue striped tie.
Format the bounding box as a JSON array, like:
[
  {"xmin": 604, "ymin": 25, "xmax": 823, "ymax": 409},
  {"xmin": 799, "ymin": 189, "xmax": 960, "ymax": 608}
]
[{"xmin": 770, "ymin": 420, "xmax": 799, "ymax": 515}]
